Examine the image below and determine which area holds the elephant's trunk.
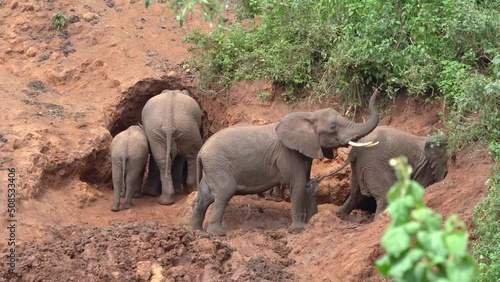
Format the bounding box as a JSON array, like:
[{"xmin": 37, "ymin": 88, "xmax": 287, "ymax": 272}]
[{"xmin": 345, "ymin": 90, "xmax": 379, "ymax": 142}]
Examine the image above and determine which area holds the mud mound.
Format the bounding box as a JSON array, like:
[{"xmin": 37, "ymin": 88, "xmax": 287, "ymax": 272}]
[{"xmin": 2, "ymin": 223, "xmax": 233, "ymax": 282}]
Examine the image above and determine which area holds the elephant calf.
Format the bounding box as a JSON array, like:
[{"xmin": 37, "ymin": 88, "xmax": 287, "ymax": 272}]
[
  {"xmin": 110, "ymin": 125, "xmax": 149, "ymax": 212},
  {"xmin": 310, "ymin": 126, "xmax": 449, "ymax": 220}
]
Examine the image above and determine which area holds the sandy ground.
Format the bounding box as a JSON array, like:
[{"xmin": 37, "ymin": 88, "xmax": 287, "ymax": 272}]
[{"xmin": 0, "ymin": 0, "xmax": 493, "ymax": 281}]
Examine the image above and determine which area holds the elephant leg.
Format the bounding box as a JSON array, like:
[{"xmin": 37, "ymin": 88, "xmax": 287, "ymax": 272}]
[
  {"xmin": 151, "ymin": 143, "xmax": 176, "ymax": 205},
  {"xmin": 263, "ymin": 189, "xmax": 274, "ymax": 201},
  {"xmin": 206, "ymin": 194, "xmax": 233, "ymax": 235},
  {"xmin": 171, "ymin": 156, "xmax": 185, "ymax": 194},
  {"xmin": 158, "ymin": 156, "xmax": 176, "ymax": 205},
  {"xmin": 190, "ymin": 177, "xmax": 214, "ymax": 230},
  {"xmin": 177, "ymin": 131, "xmax": 202, "ymax": 193},
  {"xmin": 273, "ymin": 185, "xmax": 284, "ymax": 202},
  {"xmin": 123, "ymin": 166, "xmax": 143, "ymax": 209},
  {"xmin": 111, "ymin": 162, "xmax": 123, "ymax": 212},
  {"xmin": 305, "ymin": 185, "xmax": 318, "ymax": 222},
  {"xmin": 289, "ymin": 179, "xmax": 308, "ymax": 231},
  {"xmin": 185, "ymin": 156, "xmax": 197, "ymax": 193},
  {"xmin": 337, "ymin": 174, "xmax": 362, "ymax": 219},
  {"xmin": 143, "ymin": 155, "xmax": 161, "ymax": 197},
  {"xmin": 133, "ymin": 169, "xmax": 145, "ymax": 199},
  {"xmin": 373, "ymin": 197, "xmax": 388, "ymax": 221},
  {"xmin": 205, "ymin": 175, "xmax": 236, "ymax": 235}
]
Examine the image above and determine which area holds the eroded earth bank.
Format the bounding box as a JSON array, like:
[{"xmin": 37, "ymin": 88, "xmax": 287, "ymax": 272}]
[{"xmin": 0, "ymin": 0, "xmax": 493, "ymax": 281}]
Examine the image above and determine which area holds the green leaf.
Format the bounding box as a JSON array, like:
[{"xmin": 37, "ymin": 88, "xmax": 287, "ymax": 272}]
[
  {"xmin": 387, "ymin": 198, "xmax": 411, "ymax": 225},
  {"xmin": 382, "ymin": 226, "xmax": 411, "ymax": 257},
  {"xmin": 375, "ymin": 255, "xmax": 392, "ymax": 276},
  {"xmin": 446, "ymin": 255, "xmax": 478, "ymax": 282},
  {"xmin": 417, "ymin": 231, "xmax": 447, "ymax": 259},
  {"xmin": 388, "ymin": 249, "xmax": 425, "ymax": 278},
  {"xmin": 403, "ymin": 221, "xmax": 421, "ymax": 235},
  {"xmin": 444, "ymin": 232, "xmax": 468, "ymax": 257}
]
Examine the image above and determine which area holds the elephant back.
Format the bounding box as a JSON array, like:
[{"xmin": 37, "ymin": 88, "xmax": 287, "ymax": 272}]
[{"xmin": 142, "ymin": 90, "xmax": 202, "ymax": 131}]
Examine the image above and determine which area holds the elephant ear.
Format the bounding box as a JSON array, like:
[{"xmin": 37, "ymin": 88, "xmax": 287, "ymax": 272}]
[
  {"xmin": 276, "ymin": 112, "xmax": 323, "ymax": 159},
  {"xmin": 424, "ymin": 136, "xmax": 449, "ymax": 181}
]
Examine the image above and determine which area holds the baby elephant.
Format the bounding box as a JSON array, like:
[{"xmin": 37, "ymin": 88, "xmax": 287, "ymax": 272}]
[
  {"xmin": 310, "ymin": 126, "xmax": 449, "ymax": 220},
  {"xmin": 110, "ymin": 125, "xmax": 149, "ymax": 212}
]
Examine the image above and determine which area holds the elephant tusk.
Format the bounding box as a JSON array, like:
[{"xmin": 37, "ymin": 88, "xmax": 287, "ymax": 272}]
[
  {"xmin": 348, "ymin": 141, "xmax": 379, "ymax": 147},
  {"xmin": 364, "ymin": 141, "xmax": 379, "ymax": 147}
]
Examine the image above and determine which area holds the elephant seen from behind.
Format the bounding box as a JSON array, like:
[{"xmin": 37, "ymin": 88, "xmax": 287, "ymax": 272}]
[
  {"xmin": 110, "ymin": 125, "xmax": 149, "ymax": 211},
  {"xmin": 142, "ymin": 90, "xmax": 203, "ymax": 205},
  {"xmin": 310, "ymin": 126, "xmax": 449, "ymax": 220},
  {"xmin": 191, "ymin": 91, "xmax": 380, "ymax": 235}
]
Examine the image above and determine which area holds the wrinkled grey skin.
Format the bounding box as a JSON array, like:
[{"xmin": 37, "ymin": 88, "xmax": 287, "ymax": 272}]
[
  {"xmin": 190, "ymin": 92, "xmax": 379, "ymax": 235},
  {"xmin": 111, "ymin": 125, "xmax": 149, "ymax": 211},
  {"xmin": 310, "ymin": 126, "xmax": 449, "ymax": 220},
  {"xmin": 263, "ymin": 185, "xmax": 285, "ymax": 202},
  {"xmin": 142, "ymin": 90, "xmax": 203, "ymax": 205}
]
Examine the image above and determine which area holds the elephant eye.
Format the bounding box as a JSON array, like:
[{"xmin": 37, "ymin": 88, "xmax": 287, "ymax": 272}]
[{"xmin": 330, "ymin": 124, "xmax": 337, "ymax": 130}]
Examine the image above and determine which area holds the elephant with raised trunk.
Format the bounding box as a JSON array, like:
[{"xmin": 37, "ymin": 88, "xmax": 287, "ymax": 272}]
[
  {"xmin": 190, "ymin": 91, "xmax": 380, "ymax": 235},
  {"xmin": 142, "ymin": 90, "xmax": 203, "ymax": 205},
  {"xmin": 309, "ymin": 126, "xmax": 449, "ymax": 220},
  {"xmin": 111, "ymin": 125, "xmax": 149, "ymax": 211}
]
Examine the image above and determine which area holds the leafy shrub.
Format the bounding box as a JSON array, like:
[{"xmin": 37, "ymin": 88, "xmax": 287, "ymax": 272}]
[
  {"xmin": 440, "ymin": 57, "xmax": 500, "ymax": 153},
  {"xmin": 376, "ymin": 156, "xmax": 478, "ymax": 281},
  {"xmin": 51, "ymin": 13, "xmax": 68, "ymax": 30},
  {"xmin": 184, "ymin": 0, "xmax": 500, "ymax": 105},
  {"xmin": 472, "ymin": 141, "xmax": 500, "ymax": 281},
  {"xmin": 144, "ymin": 0, "xmax": 223, "ymax": 26}
]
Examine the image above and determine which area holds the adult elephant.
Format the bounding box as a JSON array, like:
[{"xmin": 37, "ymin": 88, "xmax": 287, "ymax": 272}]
[
  {"xmin": 310, "ymin": 126, "xmax": 449, "ymax": 220},
  {"xmin": 142, "ymin": 90, "xmax": 203, "ymax": 205},
  {"xmin": 190, "ymin": 91, "xmax": 380, "ymax": 235}
]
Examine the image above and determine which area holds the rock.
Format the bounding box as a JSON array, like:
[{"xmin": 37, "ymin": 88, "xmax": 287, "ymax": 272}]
[
  {"xmin": 150, "ymin": 263, "xmax": 165, "ymax": 282},
  {"xmin": 136, "ymin": 261, "xmax": 152, "ymax": 281},
  {"xmin": 167, "ymin": 71, "xmax": 176, "ymax": 77},
  {"xmin": 83, "ymin": 13, "xmax": 97, "ymax": 22}
]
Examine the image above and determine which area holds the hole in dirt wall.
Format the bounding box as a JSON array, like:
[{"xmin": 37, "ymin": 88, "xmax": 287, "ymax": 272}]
[
  {"xmin": 107, "ymin": 78, "xmax": 229, "ymax": 139},
  {"xmin": 89, "ymin": 77, "xmax": 231, "ymax": 188}
]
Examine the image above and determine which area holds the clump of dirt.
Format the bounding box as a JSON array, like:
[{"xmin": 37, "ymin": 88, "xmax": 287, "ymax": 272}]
[
  {"xmin": 240, "ymin": 256, "xmax": 295, "ymax": 282},
  {"xmin": 2, "ymin": 223, "xmax": 234, "ymax": 281}
]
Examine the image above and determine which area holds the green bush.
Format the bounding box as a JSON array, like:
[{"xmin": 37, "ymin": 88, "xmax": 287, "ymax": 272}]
[
  {"xmin": 440, "ymin": 57, "xmax": 500, "ymax": 153},
  {"xmin": 376, "ymin": 156, "xmax": 478, "ymax": 281},
  {"xmin": 472, "ymin": 141, "xmax": 500, "ymax": 281},
  {"xmin": 184, "ymin": 0, "xmax": 500, "ymax": 105},
  {"xmin": 50, "ymin": 13, "xmax": 68, "ymax": 30}
]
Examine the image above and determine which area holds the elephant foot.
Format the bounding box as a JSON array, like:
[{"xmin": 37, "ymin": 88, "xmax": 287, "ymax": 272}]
[
  {"xmin": 190, "ymin": 217, "xmax": 203, "ymax": 231},
  {"xmin": 133, "ymin": 192, "xmax": 144, "ymax": 199},
  {"xmin": 123, "ymin": 202, "xmax": 134, "ymax": 210},
  {"xmin": 158, "ymin": 194, "xmax": 175, "ymax": 205},
  {"xmin": 207, "ymin": 224, "xmax": 226, "ymax": 236},
  {"xmin": 336, "ymin": 211, "xmax": 349, "ymax": 221},
  {"xmin": 142, "ymin": 188, "xmax": 161, "ymax": 197},
  {"xmin": 111, "ymin": 205, "xmax": 120, "ymax": 212},
  {"xmin": 288, "ymin": 222, "xmax": 306, "ymax": 233},
  {"xmin": 273, "ymin": 197, "xmax": 283, "ymax": 202}
]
